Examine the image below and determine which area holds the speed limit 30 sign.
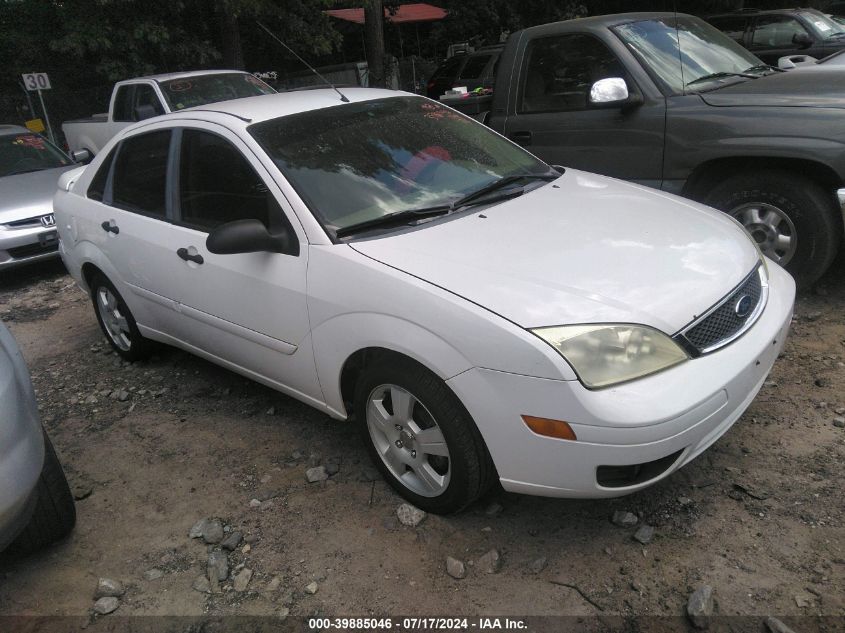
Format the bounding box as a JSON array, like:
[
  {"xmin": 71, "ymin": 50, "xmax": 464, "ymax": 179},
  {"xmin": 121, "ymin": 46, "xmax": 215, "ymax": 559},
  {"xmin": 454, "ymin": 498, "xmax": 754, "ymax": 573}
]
[{"xmin": 22, "ymin": 73, "xmax": 51, "ymax": 91}]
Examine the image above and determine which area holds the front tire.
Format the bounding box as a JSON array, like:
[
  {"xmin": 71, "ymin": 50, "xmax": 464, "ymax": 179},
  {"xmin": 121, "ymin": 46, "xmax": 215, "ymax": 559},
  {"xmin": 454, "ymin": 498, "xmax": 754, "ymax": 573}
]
[
  {"xmin": 7, "ymin": 430, "xmax": 76, "ymax": 556},
  {"xmin": 704, "ymin": 171, "xmax": 841, "ymax": 288},
  {"xmin": 90, "ymin": 273, "xmax": 153, "ymax": 361},
  {"xmin": 354, "ymin": 356, "xmax": 494, "ymax": 514}
]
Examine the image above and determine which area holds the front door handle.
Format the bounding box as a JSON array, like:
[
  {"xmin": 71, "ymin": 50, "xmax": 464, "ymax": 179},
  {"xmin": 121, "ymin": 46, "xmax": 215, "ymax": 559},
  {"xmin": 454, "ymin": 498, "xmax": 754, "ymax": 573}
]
[
  {"xmin": 511, "ymin": 131, "xmax": 532, "ymax": 146},
  {"xmin": 101, "ymin": 220, "xmax": 119, "ymax": 234},
  {"xmin": 176, "ymin": 247, "xmax": 204, "ymax": 265}
]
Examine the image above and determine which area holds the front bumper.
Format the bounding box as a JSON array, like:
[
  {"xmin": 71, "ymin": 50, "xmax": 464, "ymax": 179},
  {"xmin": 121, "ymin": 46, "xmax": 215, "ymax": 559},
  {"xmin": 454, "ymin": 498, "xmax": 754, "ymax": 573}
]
[
  {"xmin": 0, "ymin": 223, "xmax": 60, "ymax": 271},
  {"xmin": 447, "ymin": 263, "xmax": 796, "ymax": 498}
]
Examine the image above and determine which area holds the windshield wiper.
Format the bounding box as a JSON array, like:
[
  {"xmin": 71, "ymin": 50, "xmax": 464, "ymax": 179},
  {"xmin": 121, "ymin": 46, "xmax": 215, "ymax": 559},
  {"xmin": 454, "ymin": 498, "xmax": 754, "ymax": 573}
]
[
  {"xmin": 686, "ymin": 71, "xmax": 756, "ymax": 88},
  {"xmin": 446, "ymin": 171, "xmax": 559, "ymax": 211},
  {"xmin": 335, "ymin": 205, "xmax": 452, "ymax": 238},
  {"xmin": 335, "ymin": 170, "xmax": 560, "ymax": 239}
]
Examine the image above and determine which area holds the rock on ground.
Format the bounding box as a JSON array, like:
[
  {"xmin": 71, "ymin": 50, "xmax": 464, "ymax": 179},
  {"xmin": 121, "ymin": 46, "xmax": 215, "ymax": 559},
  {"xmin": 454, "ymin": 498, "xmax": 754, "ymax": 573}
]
[
  {"xmin": 306, "ymin": 466, "xmax": 328, "ymax": 483},
  {"xmin": 446, "ymin": 557, "xmax": 466, "ymax": 579},
  {"xmin": 233, "ymin": 567, "xmax": 253, "ymax": 592},
  {"xmin": 192, "ymin": 575, "xmax": 211, "ymax": 593},
  {"xmin": 611, "ymin": 511, "xmax": 638, "ymax": 527},
  {"xmin": 93, "ymin": 596, "xmax": 120, "ymax": 615},
  {"xmin": 529, "ymin": 557, "xmax": 547, "ymax": 574},
  {"xmin": 207, "ymin": 550, "xmax": 229, "ymax": 582},
  {"xmin": 477, "ymin": 549, "xmax": 502, "ymax": 574},
  {"xmin": 221, "ymin": 531, "xmax": 243, "ymax": 551},
  {"xmin": 189, "ymin": 517, "xmax": 224, "ymax": 544},
  {"xmin": 765, "ymin": 617, "xmax": 797, "ymax": 633},
  {"xmin": 687, "ymin": 585, "xmax": 714, "ymax": 629},
  {"xmin": 396, "ymin": 503, "xmax": 426, "ymax": 527},
  {"xmin": 304, "ymin": 581, "xmax": 319, "ymax": 595},
  {"xmin": 94, "ymin": 578, "xmax": 125, "ymax": 598},
  {"xmin": 633, "ymin": 525, "xmax": 655, "ymax": 545}
]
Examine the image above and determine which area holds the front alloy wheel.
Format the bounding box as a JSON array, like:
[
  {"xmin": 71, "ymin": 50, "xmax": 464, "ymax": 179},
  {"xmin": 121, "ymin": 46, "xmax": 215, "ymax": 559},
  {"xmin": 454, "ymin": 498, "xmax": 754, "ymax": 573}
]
[
  {"xmin": 366, "ymin": 384, "xmax": 451, "ymax": 497},
  {"xmin": 729, "ymin": 201, "xmax": 797, "ymax": 266}
]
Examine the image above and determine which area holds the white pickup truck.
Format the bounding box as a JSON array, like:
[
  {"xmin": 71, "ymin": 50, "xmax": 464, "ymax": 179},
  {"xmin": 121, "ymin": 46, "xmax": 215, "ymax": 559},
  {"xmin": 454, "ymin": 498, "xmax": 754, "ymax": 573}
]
[{"xmin": 62, "ymin": 70, "xmax": 274, "ymax": 158}]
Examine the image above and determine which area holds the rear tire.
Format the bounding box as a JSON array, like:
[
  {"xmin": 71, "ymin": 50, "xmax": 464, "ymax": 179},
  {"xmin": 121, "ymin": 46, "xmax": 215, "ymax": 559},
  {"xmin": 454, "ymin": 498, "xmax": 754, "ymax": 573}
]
[
  {"xmin": 90, "ymin": 273, "xmax": 153, "ymax": 361},
  {"xmin": 7, "ymin": 430, "xmax": 76, "ymax": 556},
  {"xmin": 703, "ymin": 170, "xmax": 841, "ymax": 288},
  {"xmin": 354, "ymin": 355, "xmax": 494, "ymax": 514}
]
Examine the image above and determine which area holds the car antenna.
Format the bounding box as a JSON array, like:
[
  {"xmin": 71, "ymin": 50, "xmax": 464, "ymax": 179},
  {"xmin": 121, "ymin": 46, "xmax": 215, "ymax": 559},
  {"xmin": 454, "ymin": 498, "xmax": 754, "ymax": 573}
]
[{"xmin": 256, "ymin": 21, "xmax": 350, "ymax": 103}]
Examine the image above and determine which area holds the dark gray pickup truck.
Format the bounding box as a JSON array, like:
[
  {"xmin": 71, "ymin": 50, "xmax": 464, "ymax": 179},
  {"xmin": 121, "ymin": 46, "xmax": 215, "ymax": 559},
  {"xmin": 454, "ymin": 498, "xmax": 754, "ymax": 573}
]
[{"xmin": 453, "ymin": 12, "xmax": 845, "ymax": 286}]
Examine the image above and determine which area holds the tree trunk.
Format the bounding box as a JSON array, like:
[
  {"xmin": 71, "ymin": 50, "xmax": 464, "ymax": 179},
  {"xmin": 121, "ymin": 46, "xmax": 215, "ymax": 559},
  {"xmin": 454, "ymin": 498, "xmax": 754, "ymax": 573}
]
[
  {"xmin": 364, "ymin": 0, "xmax": 385, "ymax": 87},
  {"xmin": 216, "ymin": 1, "xmax": 244, "ymax": 70}
]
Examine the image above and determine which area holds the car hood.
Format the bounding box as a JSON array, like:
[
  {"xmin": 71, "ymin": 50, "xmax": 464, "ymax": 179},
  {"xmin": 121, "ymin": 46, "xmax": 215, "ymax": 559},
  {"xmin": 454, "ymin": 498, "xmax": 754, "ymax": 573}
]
[
  {"xmin": 0, "ymin": 166, "xmax": 75, "ymax": 224},
  {"xmin": 700, "ymin": 69, "xmax": 845, "ymax": 108},
  {"xmin": 351, "ymin": 170, "xmax": 760, "ymax": 334}
]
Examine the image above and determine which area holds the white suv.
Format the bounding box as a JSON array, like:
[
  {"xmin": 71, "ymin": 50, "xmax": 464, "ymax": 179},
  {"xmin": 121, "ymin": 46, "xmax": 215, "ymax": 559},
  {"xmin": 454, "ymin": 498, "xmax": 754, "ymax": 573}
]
[{"xmin": 55, "ymin": 89, "xmax": 795, "ymax": 513}]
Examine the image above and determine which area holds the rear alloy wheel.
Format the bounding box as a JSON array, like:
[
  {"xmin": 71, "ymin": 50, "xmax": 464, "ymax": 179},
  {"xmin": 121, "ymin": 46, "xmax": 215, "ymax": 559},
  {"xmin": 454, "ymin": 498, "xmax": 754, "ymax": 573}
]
[
  {"xmin": 704, "ymin": 170, "xmax": 841, "ymax": 288},
  {"xmin": 90, "ymin": 274, "xmax": 153, "ymax": 361},
  {"xmin": 355, "ymin": 356, "xmax": 494, "ymax": 513}
]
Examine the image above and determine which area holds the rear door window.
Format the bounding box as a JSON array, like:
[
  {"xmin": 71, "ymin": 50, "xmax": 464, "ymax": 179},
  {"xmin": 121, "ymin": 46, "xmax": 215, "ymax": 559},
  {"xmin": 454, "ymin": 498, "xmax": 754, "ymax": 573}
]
[
  {"xmin": 708, "ymin": 16, "xmax": 749, "ymax": 44},
  {"xmin": 457, "ymin": 54, "xmax": 492, "ymax": 82},
  {"xmin": 111, "ymin": 130, "xmax": 171, "ymax": 219},
  {"xmin": 112, "ymin": 86, "xmax": 134, "ymax": 122},
  {"xmin": 750, "ymin": 15, "xmax": 810, "ymax": 48}
]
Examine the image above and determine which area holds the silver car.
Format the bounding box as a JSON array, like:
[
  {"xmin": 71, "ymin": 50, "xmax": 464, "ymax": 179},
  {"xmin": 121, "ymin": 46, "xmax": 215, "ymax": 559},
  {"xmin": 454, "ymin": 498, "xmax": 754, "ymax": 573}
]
[
  {"xmin": 0, "ymin": 320, "xmax": 75, "ymax": 554},
  {"xmin": 0, "ymin": 125, "xmax": 77, "ymax": 271}
]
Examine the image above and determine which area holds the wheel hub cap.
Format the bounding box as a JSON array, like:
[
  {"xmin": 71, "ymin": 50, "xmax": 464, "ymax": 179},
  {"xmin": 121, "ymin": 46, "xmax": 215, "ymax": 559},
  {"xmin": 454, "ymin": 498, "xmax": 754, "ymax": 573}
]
[
  {"xmin": 729, "ymin": 202, "xmax": 797, "ymax": 266},
  {"xmin": 96, "ymin": 287, "xmax": 132, "ymax": 351}
]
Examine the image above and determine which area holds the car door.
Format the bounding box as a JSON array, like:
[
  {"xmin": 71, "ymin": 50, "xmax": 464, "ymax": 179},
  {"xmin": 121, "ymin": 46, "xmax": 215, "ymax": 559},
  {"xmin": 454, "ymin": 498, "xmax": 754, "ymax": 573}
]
[
  {"xmin": 164, "ymin": 125, "xmax": 321, "ymax": 403},
  {"xmin": 748, "ymin": 14, "xmax": 822, "ymax": 64},
  {"xmin": 84, "ymin": 127, "xmax": 192, "ymax": 340},
  {"xmin": 502, "ymin": 32, "xmax": 666, "ymax": 188}
]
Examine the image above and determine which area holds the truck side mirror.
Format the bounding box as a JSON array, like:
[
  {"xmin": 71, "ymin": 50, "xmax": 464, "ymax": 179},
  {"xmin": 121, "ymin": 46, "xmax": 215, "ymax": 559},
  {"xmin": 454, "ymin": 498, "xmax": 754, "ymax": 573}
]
[
  {"xmin": 134, "ymin": 104, "xmax": 159, "ymax": 121},
  {"xmin": 589, "ymin": 78, "xmax": 642, "ymax": 110},
  {"xmin": 71, "ymin": 149, "xmax": 91, "ymax": 164}
]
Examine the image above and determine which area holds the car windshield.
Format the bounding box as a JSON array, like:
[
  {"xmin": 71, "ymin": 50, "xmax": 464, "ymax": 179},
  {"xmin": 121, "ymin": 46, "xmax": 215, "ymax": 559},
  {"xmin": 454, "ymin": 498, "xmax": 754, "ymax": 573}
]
[
  {"xmin": 614, "ymin": 16, "xmax": 764, "ymax": 93},
  {"xmin": 157, "ymin": 73, "xmax": 275, "ymax": 111},
  {"xmin": 249, "ymin": 96, "xmax": 549, "ymax": 233},
  {"xmin": 802, "ymin": 11, "xmax": 845, "ymax": 37},
  {"xmin": 0, "ymin": 133, "xmax": 70, "ymax": 178}
]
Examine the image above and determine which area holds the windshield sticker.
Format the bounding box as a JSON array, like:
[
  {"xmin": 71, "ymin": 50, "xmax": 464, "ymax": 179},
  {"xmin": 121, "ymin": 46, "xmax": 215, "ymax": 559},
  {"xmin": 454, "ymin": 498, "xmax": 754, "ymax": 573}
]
[
  {"xmin": 13, "ymin": 135, "xmax": 46, "ymax": 150},
  {"xmin": 815, "ymin": 20, "xmax": 832, "ymax": 32},
  {"xmin": 168, "ymin": 80, "xmax": 193, "ymax": 92}
]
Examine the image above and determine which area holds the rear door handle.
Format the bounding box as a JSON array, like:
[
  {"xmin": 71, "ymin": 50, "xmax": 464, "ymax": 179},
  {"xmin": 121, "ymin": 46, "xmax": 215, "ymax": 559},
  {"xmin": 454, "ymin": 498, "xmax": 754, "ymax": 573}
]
[
  {"xmin": 177, "ymin": 247, "xmax": 204, "ymax": 265},
  {"xmin": 101, "ymin": 220, "xmax": 119, "ymax": 234},
  {"xmin": 511, "ymin": 131, "xmax": 532, "ymax": 146}
]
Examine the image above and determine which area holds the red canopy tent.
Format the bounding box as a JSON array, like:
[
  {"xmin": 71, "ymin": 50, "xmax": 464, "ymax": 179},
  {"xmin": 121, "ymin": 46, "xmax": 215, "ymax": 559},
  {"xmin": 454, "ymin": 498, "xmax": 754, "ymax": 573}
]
[{"xmin": 324, "ymin": 3, "xmax": 447, "ymax": 25}]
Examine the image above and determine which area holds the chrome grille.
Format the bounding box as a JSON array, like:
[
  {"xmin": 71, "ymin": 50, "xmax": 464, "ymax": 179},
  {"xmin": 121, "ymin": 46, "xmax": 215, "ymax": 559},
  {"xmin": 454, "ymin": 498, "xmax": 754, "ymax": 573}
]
[{"xmin": 678, "ymin": 265, "xmax": 767, "ymax": 355}]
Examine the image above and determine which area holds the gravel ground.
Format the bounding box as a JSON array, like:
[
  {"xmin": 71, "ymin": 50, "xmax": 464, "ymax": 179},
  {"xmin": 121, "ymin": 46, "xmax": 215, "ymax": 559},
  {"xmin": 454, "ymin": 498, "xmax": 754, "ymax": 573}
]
[{"xmin": 0, "ymin": 256, "xmax": 843, "ymax": 631}]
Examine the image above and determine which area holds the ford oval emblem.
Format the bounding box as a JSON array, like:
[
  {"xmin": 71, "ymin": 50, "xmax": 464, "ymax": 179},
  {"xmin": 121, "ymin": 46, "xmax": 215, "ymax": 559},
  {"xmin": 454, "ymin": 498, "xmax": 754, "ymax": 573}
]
[{"xmin": 735, "ymin": 295, "xmax": 753, "ymax": 319}]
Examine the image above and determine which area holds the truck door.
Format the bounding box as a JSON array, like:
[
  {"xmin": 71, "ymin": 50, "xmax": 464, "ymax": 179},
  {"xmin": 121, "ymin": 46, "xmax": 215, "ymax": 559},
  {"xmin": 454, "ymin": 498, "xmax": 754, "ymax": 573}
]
[{"xmin": 503, "ymin": 32, "xmax": 666, "ymax": 189}]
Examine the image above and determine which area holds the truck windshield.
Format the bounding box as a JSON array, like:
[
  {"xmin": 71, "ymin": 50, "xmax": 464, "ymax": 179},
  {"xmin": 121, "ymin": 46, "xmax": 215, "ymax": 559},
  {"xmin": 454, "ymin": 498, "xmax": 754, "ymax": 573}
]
[
  {"xmin": 158, "ymin": 73, "xmax": 275, "ymax": 111},
  {"xmin": 0, "ymin": 133, "xmax": 70, "ymax": 178},
  {"xmin": 248, "ymin": 96, "xmax": 549, "ymax": 234},
  {"xmin": 614, "ymin": 16, "xmax": 764, "ymax": 94}
]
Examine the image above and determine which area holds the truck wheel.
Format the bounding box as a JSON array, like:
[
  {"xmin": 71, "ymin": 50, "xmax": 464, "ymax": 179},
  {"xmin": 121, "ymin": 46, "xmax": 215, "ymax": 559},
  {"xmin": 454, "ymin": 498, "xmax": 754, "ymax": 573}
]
[
  {"xmin": 704, "ymin": 171, "xmax": 840, "ymax": 287},
  {"xmin": 90, "ymin": 273, "xmax": 153, "ymax": 361},
  {"xmin": 7, "ymin": 430, "xmax": 76, "ymax": 556},
  {"xmin": 354, "ymin": 355, "xmax": 494, "ymax": 514}
]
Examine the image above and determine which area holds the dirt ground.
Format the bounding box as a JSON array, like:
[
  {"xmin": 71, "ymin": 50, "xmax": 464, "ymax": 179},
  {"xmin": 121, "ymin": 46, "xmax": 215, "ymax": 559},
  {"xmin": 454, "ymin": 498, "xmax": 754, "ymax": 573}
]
[{"xmin": 0, "ymin": 255, "xmax": 843, "ymax": 631}]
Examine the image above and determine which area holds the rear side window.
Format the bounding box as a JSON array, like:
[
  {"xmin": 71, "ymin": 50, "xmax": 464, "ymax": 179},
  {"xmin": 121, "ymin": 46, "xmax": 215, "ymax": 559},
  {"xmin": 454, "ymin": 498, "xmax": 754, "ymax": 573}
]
[
  {"xmin": 177, "ymin": 129, "xmax": 272, "ymax": 231},
  {"xmin": 708, "ymin": 16, "xmax": 749, "ymax": 43},
  {"xmin": 113, "ymin": 86, "xmax": 133, "ymax": 122},
  {"xmin": 86, "ymin": 147, "xmax": 117, "ymax": 202},
  {"xmin": 111, "ymin": 130, "xmax": 171, "ymax": 219},
  {"xmin": 429, "ymin": 56, "xmax": 463, "ymax": 80}
]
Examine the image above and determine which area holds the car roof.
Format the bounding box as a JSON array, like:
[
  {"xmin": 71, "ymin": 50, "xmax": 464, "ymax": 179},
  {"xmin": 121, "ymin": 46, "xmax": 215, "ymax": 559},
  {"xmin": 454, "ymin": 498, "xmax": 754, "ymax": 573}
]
[
  {"xmin": 119, "ymin": 69, "xmax": 252, "ymax": 85},
  {"xmin": 519, "ymin": 12, "xmax": 691, "ymax": 35},
  {"xmin": 172, "ymin": 87, "xmax": 409, "ymax": 127}
]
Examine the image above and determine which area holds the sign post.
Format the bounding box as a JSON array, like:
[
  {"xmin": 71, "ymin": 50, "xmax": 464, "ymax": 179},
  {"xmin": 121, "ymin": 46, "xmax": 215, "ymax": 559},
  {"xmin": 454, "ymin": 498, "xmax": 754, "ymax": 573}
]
[{"xmin": 21, "ymin": 73, "xmax": 55, "ymax": 144}]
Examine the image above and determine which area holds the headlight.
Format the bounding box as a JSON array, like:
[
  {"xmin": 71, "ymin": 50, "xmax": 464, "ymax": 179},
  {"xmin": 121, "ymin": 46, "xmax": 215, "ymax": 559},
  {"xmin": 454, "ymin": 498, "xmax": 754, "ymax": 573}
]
[{"xmin": 531, "ymin": 324, "xmax": 689, "ymax": 389}]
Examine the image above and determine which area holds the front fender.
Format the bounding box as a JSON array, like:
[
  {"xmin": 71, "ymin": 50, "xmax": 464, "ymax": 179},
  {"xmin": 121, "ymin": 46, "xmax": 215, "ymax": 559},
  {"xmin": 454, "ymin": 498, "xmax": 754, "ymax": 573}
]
[{"xmin": 311, "ymin": 312, "xmax": 474, "ymax": 417}]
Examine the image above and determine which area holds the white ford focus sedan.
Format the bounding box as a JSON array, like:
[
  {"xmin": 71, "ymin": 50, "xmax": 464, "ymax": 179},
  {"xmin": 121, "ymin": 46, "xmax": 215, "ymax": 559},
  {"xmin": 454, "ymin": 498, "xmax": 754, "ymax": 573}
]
[{"xmin": 55, "ymin": 89, "xmax": 795, "ymax": 513}]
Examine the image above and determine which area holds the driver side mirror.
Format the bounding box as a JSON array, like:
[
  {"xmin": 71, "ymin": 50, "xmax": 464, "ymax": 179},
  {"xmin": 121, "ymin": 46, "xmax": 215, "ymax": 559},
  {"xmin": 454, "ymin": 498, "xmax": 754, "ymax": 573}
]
[
  {"xmin": 589, "ymin": 77, "xmax": 643, "ymax": 110},
  {"xmin": 71, "ymin": 149, "xmax": 91, "ymax": 164},
  {"xmin": 793, "ymin": 32, "xmax": 813, "ymax": 49},
  {"xmin": 206, "ymin": 219, "xmax": 298, "ymax": 256}
]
